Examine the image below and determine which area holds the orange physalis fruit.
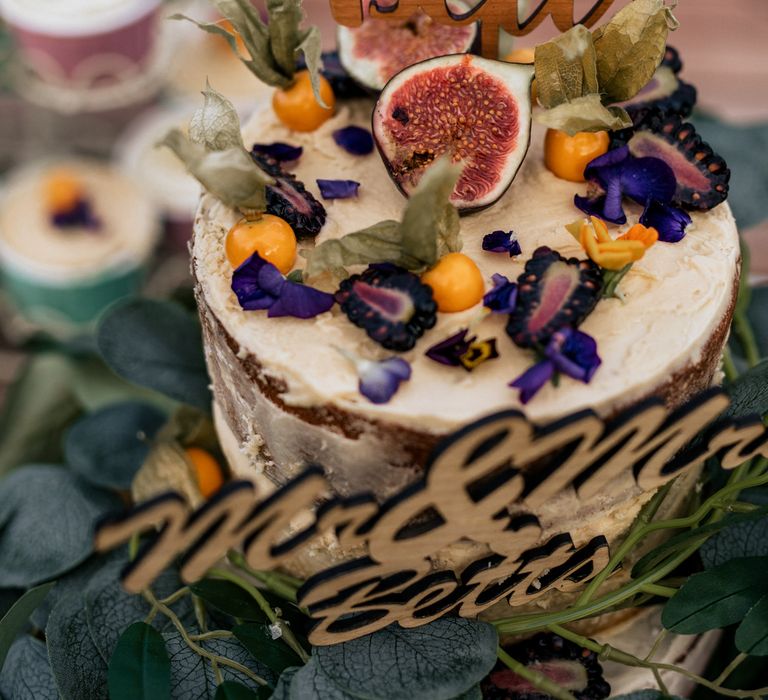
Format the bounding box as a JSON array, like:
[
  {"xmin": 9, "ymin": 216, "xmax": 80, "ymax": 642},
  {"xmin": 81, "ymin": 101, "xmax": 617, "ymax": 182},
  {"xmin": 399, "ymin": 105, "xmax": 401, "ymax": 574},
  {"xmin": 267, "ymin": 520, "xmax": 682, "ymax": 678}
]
[
  {"xmin": 544, "ymin": 129, "xmax": 611, "ymax": 183},
  {"xmin": 45, "ymin": 169, "xmax": 83, "ymax": 213},
  {"xmin": 185, "ymin": 447, "xmax": 225, "ymax": 499},
  {"xmin": 225, "ymin": 215, "xmax": 297, "ymax": 272},
  {"xmin": 421, "ymin": 252, "xmax": 485, "ymax": 313},
  {"xmin": 272, "ymin": 70, "xmax": 335, "ymax": 132},
  {"xmin": 567, "ymin": 216, "xmax": 657, "ymax": 271}
]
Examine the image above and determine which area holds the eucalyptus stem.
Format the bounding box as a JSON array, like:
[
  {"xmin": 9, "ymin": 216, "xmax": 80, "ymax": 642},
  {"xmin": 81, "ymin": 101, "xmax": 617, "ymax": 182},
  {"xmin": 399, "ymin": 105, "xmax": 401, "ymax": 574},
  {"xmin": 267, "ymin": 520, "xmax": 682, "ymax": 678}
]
[
  {"xmin": 142, "ymin": 590, "xmax": 268, "ymax": 686},
  {"xmin": 638, "ymin": 583, "xmax": 676, "ymax": 598},
  {"xmin": 208, "ymin": 567, "xmax": 310, "ymax": 664},
  {"xmin": 227, "ymin": 551, "xmax": 301, "ymax": 603},
  {"xmin": 193, "ymin": 595, "xmax": 222, "ymax": 685},
  {"xmin": 160, "ymin": 587, "xmax": 190, "ymax": 606},
  {"xmin": 644, "ymin": 629, "xmax": 668, "ymax": 662},
  {"xmin": 129, "ymin": 532, "xmax": 140, "ymax": 561},
  {"xmin": 496, "ymin": 647, "xmax": 576, "ymax": 700},
  {"xmin": 723, "ymin": 346, "xmax": 739, "ymax": 382},
  {"xmin": 714, "ymin": 653, "xmax": 749, "ymax": 686},
  {"xmin": 190, "ymin": 630, "xmax": 235, "ymax": 641},
  {"xmin": 549, "ymin": 625, "xmax": 768, "ymax": 699},
  {"xmin": 733, "ymin": 310, "xmax": 760, "ymax": 368}
]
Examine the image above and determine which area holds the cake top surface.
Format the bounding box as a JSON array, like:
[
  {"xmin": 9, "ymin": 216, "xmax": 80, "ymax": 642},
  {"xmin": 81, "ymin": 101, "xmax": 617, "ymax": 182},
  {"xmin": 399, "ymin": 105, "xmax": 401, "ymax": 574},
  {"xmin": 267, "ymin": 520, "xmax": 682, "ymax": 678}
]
[
  {"xmin": 0, "ymin": 160, "xmax": 158, "ymax": 282},
  {"xmin": 193, "ymin": 99, "xmax": 739, "ymax": 431}
]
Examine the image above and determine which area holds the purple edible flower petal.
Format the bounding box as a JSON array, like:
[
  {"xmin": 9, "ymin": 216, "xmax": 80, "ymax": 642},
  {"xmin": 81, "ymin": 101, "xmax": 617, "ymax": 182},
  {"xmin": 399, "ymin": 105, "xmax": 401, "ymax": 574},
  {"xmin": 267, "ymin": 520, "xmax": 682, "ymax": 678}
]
[
  {"xmin": 425, "ymin": 329, "xmax": 472, "ymax": 367},
  {"xmin": 232, "ymin": 252, "xmax": 334, "ymax": 318},
  {"xmin": 482, "ymin": 230, "xmax": 522, "ymax": 257},
  {"xmin": 575, "ymin": 146, "xmax": 676, "ymax": 225},
  {"xmin": 483, "ymin": 274, "xmax": 518, "ymax": 314},
  {"xmin": 358, "ymin": 356, "xmax": 412, "ymax": 404},
  {"xmin": 332, "ymin": 126, "xmax": 374, "ymax": 156},
  {"xmin": 509, "ymin": 327, "xmax": 601, "ymax": 404},
  {"xmin": 51, "ymin": 199, "xmax": 101, "ymax": 230},
  {"xmin": 510, "ymin": 360, "xmax": 556, "ymax": 404},
  {"xmin": 251, "ymin": 142, "xmax": 303, "ymax": 162},
  {"xmin": 317, "ymin": 179, "xmax": 360, "ymax": 200},
  {"xmin": 640, "ymin": 199, "xmax": 692, "ymax": 243}
]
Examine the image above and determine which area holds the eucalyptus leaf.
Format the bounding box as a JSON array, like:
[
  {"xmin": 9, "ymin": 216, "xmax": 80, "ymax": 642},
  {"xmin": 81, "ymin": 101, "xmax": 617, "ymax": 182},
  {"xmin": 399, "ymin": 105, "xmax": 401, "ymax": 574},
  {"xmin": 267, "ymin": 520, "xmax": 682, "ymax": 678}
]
[
  {"xmin": 534, "ymin": 24, "xmax": 598, "ymax": 109},
  {"xmin": 190, "ymin": 84, "xmax": 245, "ymax": 151},
  {"xmin": 724, "ymin": 359, "xmax": 768, "ymax": 420},
  {"xmin": 303, "ymin": 157, "xmax": 462, "ymax": 279},
  {"xmin": 0, "ymin": 589, "xmax": 22, "ymax": 619},
  {"xmin": 0, "ymin": 353, "xmax": 80, "ymax": 478},
  {"xmin": 661, "ymin": 556, "xmax": 768, "ymax": 634},
  {"xmin": 64, "ymin": 401, "xmax": 167, "ymax": 490},
  {"xmin": 189, "ymin": 579, "xmax": 270, "ymax": 623},
  {"xmin": 610, "ymin": 692, "xmax": 684, "ymax": 700},
  {"xmin": 108, "ymin": 622, "xmax": 170, "ymax": 700},
  {"xmin": 215, "ymin": 680, "xmax": 264, "ymax": 699},
  {"xmin": 313, "ymin": 618, "xmax": 498, "ymax": 700},
  {"xmin": 290, "ymin": 658, "xmax": 355, "ymax": 699},
  {"xmin": 535, "ymin": 95, "xmax": 632, "ymax": 136},
  {"xmin": 97, "ymin": 299, "xmax": 211, "ymax": 412},
  {"xmin": 268, "ymin": 667, "xmax": 300, "ymax": 700},
  {"xmin": 592, "ymin": 0, "xmax": 678, "ymax": 103},
  {"xmin": 164, "ymin": 629, "xmax": 274, "ymax": 698},
  {"xmin": 160, "ymin": 129, "xmax": 272, "ymax": 213},
  {"xmin": 0, "ymin": 582, "xmax": 54, "ymax": 670},
  {"xmin": 0, "ymin": 466, "xmax": 121, "ymax": 588},
  {"xmin": 46, "ymin": 592, "xmax": 109, "ymax": 700},
  {"xmin": 0, "ymin": 635, "xmax": 58, "ymax": 700},
  {"xmin": 233, "ymin": 623, "xmax": 302, "ymax": 675},
  {"xmin": 735, "ymin": 592, "xmax": 768, "ymax": 656},
  {"xmin": 700, "ymin": 512, "xmax": 768, "ymax": 569}
]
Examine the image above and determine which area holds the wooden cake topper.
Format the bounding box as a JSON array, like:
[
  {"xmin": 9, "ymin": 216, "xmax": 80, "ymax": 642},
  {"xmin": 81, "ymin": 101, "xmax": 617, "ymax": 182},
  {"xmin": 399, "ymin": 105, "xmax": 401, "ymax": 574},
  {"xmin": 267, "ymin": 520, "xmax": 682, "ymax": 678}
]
[
  {"xmin": 329, "ymin": 0, "xmax": 618, "ymax": 59},
  {"xmin": 95, "ymin": 388, "xmax": 768, "ymax": 645}
]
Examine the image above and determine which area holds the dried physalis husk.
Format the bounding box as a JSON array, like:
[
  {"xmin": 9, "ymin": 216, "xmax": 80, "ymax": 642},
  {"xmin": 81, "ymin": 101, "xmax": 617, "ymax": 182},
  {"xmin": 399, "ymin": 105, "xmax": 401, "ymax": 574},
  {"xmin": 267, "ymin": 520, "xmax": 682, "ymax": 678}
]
[{"xmin": 132, "ymin": 440, "xmax": 203, "ymax": 508}]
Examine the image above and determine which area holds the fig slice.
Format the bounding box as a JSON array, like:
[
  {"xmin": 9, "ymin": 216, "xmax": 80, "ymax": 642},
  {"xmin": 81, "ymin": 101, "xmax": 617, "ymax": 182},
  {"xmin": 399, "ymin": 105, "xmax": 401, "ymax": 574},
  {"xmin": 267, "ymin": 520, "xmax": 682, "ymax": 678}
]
[
  {"xmin": 372, "ymin": 54, "xmax": 534, "ymax": 214},
  {"xmin": 337, "ymin": 2, "xmax": 477, "ymax": 93}
]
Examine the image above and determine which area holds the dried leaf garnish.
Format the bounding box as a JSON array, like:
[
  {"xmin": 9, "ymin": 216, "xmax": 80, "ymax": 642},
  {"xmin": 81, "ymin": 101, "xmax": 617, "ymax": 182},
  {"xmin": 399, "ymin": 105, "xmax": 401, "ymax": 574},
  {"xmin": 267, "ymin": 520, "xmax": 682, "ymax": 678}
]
[
  {"xmin": 160, "ymin": 86, "xmax": 273, "ymax": 213},
  {"xmin": 171, "ymin": 0, "xmax": 328, "ymax": 106},
  {"xmin": 302, "ymin": 157, "xmax": 462, "ymax": 280},
  {"xmin": 592, "ymin": 0, "xmax": 679, "ymax": 103},
  {"xmin": 535, "ymin": 95, "xmax": 632, "ymax": 136}
]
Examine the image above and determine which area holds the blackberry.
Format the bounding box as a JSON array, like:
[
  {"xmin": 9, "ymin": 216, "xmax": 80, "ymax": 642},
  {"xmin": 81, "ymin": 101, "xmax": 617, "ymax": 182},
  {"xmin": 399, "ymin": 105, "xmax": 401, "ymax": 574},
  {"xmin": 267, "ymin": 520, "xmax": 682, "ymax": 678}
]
[
  {"xmin": 335, "ymin": 264, "xmax": 437, "ymax": 351},
  {"xmin": 250, "ymin": 151, "xmax": 326, "ymax": 239},
  {"xmin": 506, "ymin": 248, "xmax": 602, "ymax": 350},
  {"xmin": 481, "ymin": 633, "xmax": 610, "ymax": 700},
  {"xmin": 662, "ymin": 45, "xmax": 684, "ymax": 74},
  {"xmin": 627, "ymin": 114, "xmax": 730, "ymax": 211}
]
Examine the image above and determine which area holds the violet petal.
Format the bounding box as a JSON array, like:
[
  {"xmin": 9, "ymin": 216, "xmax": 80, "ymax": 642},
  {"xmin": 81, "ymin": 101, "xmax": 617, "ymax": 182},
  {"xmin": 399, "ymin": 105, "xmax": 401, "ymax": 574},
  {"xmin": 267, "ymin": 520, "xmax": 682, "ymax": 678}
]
[
  {"xmin": 545, "ymin": 328, "xmax": 601, "ymax": 383},
  {"xmin": 620, "ymin": 157, "xmax": 677, "ymax": 206},
  {"xmin": 232, "ymin": 254, "xmax": 282, "ymax": 310},
  {"xmin": 482, "ymin": 230, "xmax": 522, "ymax": 257},
  {"xmin": 267, "ymin": 280, "xmax": 335, "ymax": 319},
  {"xmin": 251, "ymin": 142, "xmax": 303, "ymax": 162},
  {"xmin": 483, "ymin": 274, "xmax": 518, "ymax": 314},
  {"xmin": 425, "ymin": 329, "xmax": 472, "ymax": 367},
  {"xmin": 574, "ymin": 193, "xmax": 626, "ymax": 225},
  {"xmin": 317, "ymin": 179, "xmax": 360, "ymax": 200},
  {"xmin": 358, "ymin": 357, "xmax": 412, "ymax": 404},
  {"xmin": 332, "ymin": 126, "xmax": 374, "ymax": 156},
  {"xmin": 509, "ymin": 360, "xmax": 555, "ymax": 404},
  {"xmin": 584, "ymin": 145, "xmax": 630, "ymax": 180},
  {"xmin": 640, "ymin": 199, "xmax": 692, "ymax": 243},
  {"xmin": 51, "ymin": 199, "xmax": 101, "ymax": 230}
]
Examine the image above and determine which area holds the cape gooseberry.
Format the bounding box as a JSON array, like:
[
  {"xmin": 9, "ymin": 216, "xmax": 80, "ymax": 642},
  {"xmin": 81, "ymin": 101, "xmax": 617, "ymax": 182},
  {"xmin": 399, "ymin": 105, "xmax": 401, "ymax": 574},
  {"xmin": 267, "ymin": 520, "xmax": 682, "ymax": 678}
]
[
  {"xmin": 372, "ymin": 54, "xmax": 534, "ymax": 214},
  {"xmin": 337, "ymin": 2, "xmax": 477, "ymax": 93}
]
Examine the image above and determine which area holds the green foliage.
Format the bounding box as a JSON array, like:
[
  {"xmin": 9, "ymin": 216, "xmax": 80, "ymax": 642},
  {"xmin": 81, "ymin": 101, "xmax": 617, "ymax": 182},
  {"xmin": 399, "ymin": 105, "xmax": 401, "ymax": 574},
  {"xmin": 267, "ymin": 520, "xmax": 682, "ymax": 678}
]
[
  {"xmin": 0, "ymin": 635, "xmax": 59, "ymax": 700},
  {"xmin": 233, "ymin": 623, "xmax": 302, "ymax": 674},
  {"xmin": 190, "ymin": 579, "xmax": 271, "ymax": 623},
  {"xmin": 64, "ymin": 401, "xmax": 167, "ymax": 490},
  {"xmin": 0, "ymin": 582, "xmax": 54, "ymax": 670},
  {"xmin": 734, "ymin": 593, "xmax": 768, "ymax": 656},
  {"xmin": 0, "ymin": 466, "xmax": 121, "ymax": 588},
  {"xmin": 97, "ymin": 299, "xmax": 211, "ymax": 412},
  {"xmin": 215, "ymin": 680, "xmax": 267, "ymax": 699},
  {"xmin": 662, "ymin": 556, "xmax": 767, "ymax": 635},
  {"xmin": 611, "ymin": 692, "xmax": 684, "ymax": 700},
  {"xmin": 313, "ymin": 618, "xmax": 498, "ymax": 700},
  {"xmin": 724, "ymin": 359, "xmax": 768, "ymax": 419},
  {"xmin": 108, "ymin": 622, "xmax": 171, "ymax": 700},
  {"xmin": 700, "ymin": 511, "xmax": 768, "ymax": 569}
]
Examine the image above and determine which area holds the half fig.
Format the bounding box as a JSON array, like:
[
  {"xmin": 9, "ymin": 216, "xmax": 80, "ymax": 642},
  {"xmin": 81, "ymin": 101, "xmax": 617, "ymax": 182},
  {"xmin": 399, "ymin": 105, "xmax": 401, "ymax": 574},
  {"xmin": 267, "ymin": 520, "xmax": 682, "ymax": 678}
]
[
  {"xmin": 337, "ymin": 2, "xmax": 477, "ymax": 93},
  {"xmin": 373, "ymin": 54, "xmax": 534, "ymax": 213}
]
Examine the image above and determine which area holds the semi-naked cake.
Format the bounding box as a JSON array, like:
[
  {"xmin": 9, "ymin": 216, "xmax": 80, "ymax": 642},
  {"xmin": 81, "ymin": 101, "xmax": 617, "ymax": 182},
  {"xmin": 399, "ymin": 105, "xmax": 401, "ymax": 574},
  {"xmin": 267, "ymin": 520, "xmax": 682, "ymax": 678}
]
[{"xmin": 166, "ymin": 0, "xmax": 738, "ymax": 687}]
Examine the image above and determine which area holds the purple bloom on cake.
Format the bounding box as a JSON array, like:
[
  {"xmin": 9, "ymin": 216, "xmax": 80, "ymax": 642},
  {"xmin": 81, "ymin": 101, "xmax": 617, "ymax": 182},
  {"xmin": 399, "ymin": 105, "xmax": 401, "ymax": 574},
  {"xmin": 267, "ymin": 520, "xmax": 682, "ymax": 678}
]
[
  {"xmin": 482, "ymin": 230, "xmax": 522, "ymax": 257},
  {"xmin": 510, "ymin": 328, "xmax": 601, "ymax": 404},
  {"xmin": 357, "ymin": 356, "xmax": 412, "ymax": 404},
  {"xmin": 232, "ymin": 253, "xmax": 334, "ymax": 319},
  {"xmin": 317, "ymin": 179, "xmax": 360, "ymax": 200},
  {"xmin": 640, "ymin": 199, "xmax": 692, "ymax": 243},
  {"xmin": 574, "ymin": 146, "xmax": 677, "ymax": 225},
  {"xmin": 251, "ymin": 142, "xmax": 303, "ymax": 162},
  {"xmin": 483, "ymin": 273, "xmax": 517, "ymax": 314},
  {"xmin": 425, "ymin": 329, "xmax": 499, "ymax": 371},
  {"xmin": 332, "ymin": 126, "xmax": 374, "ymax": 156},
  {"xmin": 51, "ymin": 199, "xmax": 101, "ymax": 230}
]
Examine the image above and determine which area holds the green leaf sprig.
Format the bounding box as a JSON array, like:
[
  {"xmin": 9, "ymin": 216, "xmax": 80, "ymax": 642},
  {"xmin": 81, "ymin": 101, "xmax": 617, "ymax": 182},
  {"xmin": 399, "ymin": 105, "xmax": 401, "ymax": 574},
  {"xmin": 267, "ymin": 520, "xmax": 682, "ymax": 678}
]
[
  {"xmin": 160, "ymin": 85, "xmax": 274, "ymax": 215},
  {"xmin": 534, "ymin": 0, "xmax": 679, "ymax": 135},
  {"xmin": 301, "ymin": 156, "xmax": 463, "ymax": 281},
  {"xmin": 172, "ymin": 0, "xmax": 327, "ymax": 107}
]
